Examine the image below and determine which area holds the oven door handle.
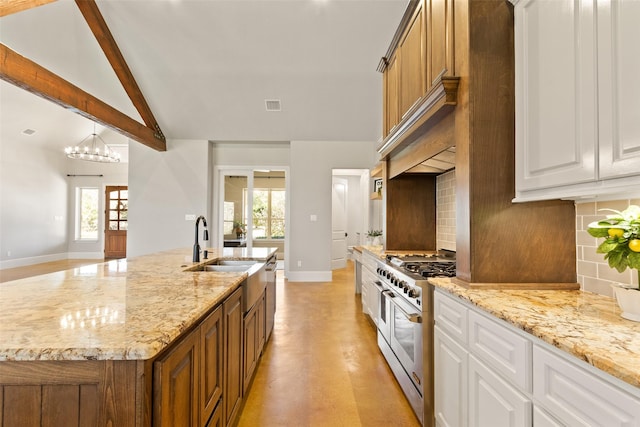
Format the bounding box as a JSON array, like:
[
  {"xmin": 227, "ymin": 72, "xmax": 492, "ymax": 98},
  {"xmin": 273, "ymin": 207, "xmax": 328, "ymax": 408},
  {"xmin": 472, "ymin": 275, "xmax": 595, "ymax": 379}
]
[
  {"xmin": 373, "ymin": 280, "xmax": 385, "ymax": 290},
  {"xmin": 382, "ymin": 290, "xmax": 422, "ymax": 323}
]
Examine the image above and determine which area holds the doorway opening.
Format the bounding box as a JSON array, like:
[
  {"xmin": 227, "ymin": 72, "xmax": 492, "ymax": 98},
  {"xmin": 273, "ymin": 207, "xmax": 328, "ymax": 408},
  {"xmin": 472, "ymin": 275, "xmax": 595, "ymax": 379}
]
[
  {"xmin": 215, "ymin": 168, "xmax": 288, "ymax": 269},
  {"xmin": 331, "ymin": 169, "xmax": 372, "ymax": 270}
]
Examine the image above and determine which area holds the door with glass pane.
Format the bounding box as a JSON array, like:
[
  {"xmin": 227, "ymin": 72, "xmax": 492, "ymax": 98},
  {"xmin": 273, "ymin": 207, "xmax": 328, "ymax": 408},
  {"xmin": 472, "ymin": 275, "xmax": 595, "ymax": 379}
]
[{"xmin": 104, "ymin": 186, "xmax": 127, "ymax": 259}]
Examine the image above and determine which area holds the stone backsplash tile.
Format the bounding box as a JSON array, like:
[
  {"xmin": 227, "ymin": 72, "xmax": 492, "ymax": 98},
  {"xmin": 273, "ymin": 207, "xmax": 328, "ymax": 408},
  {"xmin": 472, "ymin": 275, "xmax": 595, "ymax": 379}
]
[{"xmin": 576, "ymin": 198, "xmax": 639, "ymax": 295}]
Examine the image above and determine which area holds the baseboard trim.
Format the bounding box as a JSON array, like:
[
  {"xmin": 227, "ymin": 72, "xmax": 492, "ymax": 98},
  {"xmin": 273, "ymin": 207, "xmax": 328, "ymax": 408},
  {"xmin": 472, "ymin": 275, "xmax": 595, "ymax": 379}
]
[
  {"xmin": 0, "ymin": 252, "xmax": 103, "ymax": 270},
  {"xmin": 286, "ymin": 270, "xmax": 332, "ymax": 282}
]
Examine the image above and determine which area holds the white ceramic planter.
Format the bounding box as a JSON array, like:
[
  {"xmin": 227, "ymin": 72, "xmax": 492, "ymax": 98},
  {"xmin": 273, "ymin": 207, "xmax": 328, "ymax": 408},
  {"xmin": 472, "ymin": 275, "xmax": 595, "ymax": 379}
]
[{"xmin": 612, "ymin": 282, "xmax": 640, "ymax": 322}]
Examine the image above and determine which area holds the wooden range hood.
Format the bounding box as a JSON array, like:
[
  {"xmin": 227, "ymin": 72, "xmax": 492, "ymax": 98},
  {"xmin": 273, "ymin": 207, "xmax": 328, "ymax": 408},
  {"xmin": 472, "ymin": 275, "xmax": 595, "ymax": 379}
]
[{"xmin": 379, "ymin": 1, "xmax": 578, "ymax": 289}]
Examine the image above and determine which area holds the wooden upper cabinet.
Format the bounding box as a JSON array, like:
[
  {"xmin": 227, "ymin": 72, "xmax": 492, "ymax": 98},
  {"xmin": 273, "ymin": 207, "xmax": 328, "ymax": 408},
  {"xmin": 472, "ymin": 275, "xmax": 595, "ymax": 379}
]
[
  {"xmin": 384, "ymin": 54, "xmax": 399, "ymax": 136},
  {"xmin": 427, "ymin": 0, "xmax": 454, "ymax": 86},
  {"xmin": 379, "ymin": 0, "xmax": 457, "ymax": 144},
  {"xmin": 399, "ymin": 2, "xmax": 425, "ymax": 117}
]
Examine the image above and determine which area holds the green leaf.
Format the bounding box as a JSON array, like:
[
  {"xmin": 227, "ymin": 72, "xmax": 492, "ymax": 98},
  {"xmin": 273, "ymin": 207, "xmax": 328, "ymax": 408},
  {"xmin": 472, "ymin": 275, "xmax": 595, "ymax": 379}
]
[
  {"xmin": 627, "ymin": 252, "xmax": 640, "ymax": 270},
  {"xmin": 597, "ymin": 240, "xmax": 618, "ymax": 253},
  {"xmin": 605, "ymin": 249, "xmax": 629, "ymax": 272},
  {"xmin": 587, "ymin": 228, "xmax": 610, "ymax": 238}
]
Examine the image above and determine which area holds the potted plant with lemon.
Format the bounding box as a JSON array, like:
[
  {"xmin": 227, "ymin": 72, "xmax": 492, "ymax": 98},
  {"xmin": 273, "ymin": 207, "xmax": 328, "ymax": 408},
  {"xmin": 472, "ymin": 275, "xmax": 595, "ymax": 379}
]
[{"xmin": 587, "ymin": 205, "xmax": 640, "ymax": 321}]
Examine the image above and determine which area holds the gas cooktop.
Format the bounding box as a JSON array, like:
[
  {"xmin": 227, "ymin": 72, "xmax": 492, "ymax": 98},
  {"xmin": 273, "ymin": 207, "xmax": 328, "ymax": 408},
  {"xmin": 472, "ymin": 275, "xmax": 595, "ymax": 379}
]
[{"xmin": 385, "ymin": 251, "xmax": 456, "ymax": 279}]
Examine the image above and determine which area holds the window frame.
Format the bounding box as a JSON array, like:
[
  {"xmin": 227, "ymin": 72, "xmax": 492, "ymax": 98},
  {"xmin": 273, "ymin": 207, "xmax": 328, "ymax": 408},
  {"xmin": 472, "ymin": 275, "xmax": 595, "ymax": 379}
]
[{"xmin": 75, "ymin": 187, "xmax": 100, "ymax": 241}]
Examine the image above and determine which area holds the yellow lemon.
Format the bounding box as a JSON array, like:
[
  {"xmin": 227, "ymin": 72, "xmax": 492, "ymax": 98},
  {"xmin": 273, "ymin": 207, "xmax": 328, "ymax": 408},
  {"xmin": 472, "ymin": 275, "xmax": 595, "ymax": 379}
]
[
  {"xmin": 608, "ymin": 228, "xmax": 625, "ymax": 238},
  {"xmin": 629, "ymin": 239, "xmax": 640, "ymax": 252}
]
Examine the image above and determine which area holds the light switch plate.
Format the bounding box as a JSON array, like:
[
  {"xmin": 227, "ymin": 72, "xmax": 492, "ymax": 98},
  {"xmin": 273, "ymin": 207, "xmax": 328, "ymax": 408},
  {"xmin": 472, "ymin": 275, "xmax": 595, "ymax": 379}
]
[
  {"xmin": 185, "ymin": 214, "xmax": 196, "ymax": 221},
  {"xmin": 310, "ymin": 214, "xmax": 317, "ymax": 222}
]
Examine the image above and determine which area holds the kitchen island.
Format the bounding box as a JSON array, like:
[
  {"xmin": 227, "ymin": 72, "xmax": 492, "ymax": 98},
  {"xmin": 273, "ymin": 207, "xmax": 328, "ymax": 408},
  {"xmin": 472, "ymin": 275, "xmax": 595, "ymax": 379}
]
[{"xmin": 0, "ymin": 247, "xmax": 277, "ymax": 426}]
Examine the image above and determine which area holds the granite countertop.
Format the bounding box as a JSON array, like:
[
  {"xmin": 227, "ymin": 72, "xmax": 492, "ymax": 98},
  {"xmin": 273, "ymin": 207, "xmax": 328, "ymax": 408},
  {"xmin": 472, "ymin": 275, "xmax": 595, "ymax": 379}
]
[
  {"xmin": 0, "ymin": 247, "xmax": 277, "ymax": 362},
  {"xmin": 431, "ymin": 277, "xmax": 640, "ymax": 389}
]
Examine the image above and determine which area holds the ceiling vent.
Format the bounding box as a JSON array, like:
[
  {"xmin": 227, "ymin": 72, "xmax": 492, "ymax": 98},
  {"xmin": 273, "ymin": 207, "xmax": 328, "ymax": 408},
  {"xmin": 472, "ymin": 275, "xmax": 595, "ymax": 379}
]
[
  {"xmin": 22, "ymin": 128, "xmax": 36, "ymax": 136},
  {"xmin": 265, "ymin": 99, "xmax": 281, "ymax": 112}
]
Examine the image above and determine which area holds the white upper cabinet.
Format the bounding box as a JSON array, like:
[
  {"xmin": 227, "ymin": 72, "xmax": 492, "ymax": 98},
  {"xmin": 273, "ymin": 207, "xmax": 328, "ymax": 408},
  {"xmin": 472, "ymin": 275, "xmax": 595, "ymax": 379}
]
[
  {"xmin": 513, "ymin": 0, "xmax": 640, "ymax": 201},
  {"xmin": 597, "ymin": 0, "xmax": 640, "ymax": 180}
]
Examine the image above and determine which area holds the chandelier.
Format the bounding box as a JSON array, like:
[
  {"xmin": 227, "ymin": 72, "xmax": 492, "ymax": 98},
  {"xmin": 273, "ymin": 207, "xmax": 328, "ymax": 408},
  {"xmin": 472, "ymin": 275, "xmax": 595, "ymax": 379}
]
[{"xmin": 64, "ymin": 123, "xmax": 121, "ymax": 163}]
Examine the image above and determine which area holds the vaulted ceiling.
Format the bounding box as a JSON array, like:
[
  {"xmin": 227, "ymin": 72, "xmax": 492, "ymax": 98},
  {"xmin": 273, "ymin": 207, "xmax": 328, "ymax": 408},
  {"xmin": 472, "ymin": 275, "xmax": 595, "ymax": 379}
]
[{"xmin": 0, "ymin": 0, "xmax": 407, "ymax": 153}]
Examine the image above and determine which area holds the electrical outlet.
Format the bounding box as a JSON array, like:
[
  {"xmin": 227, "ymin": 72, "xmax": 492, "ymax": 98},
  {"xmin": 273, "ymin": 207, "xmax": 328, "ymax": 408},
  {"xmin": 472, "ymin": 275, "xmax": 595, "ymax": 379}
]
[
  {"xmin": 185, "ymin": 214, "xmax": 196, "ymax": 221},
  {"xmin": 297, "ymin": 260, "xmax": 302, "ymax": 267},
  {"xmin": 6, "ymin": 251, "xmax": 11, "ymax": 257}
]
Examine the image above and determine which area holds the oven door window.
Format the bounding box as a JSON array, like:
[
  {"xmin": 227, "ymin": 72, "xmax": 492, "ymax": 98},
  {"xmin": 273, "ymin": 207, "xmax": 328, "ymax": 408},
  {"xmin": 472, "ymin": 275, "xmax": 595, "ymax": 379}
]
[
  {"xmin": 389, "ymin": 299, "xmax": 423, "ymax": 390},
  {"xmin": 392, "ymin": 309, "xmax": 416, "ymax": 363}
]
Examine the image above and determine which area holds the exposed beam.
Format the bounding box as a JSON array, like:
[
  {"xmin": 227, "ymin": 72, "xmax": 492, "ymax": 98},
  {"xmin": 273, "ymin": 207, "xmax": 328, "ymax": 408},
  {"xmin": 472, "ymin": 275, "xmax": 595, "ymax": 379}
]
[
  {"xmin": 0, "ymin": 0, "xmax": 56, "ymax": 17},
  {"xmin": 75, "ymin": 0, "xmax": 165, "ymax": 142},
  {"xmin": 0, "ymin": 43, "xmax": 167, "ymax": 151}
]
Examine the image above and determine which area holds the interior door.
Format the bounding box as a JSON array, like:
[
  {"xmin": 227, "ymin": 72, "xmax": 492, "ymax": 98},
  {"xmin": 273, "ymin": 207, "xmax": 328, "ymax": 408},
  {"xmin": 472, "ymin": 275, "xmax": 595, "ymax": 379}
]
[
  {"xmin": 331, "ymin": 177, "xmax": 348, "ymax": 270},
  {"xmin": 104, "ymin": 186, "xmax": 127, "ymax": 259}
]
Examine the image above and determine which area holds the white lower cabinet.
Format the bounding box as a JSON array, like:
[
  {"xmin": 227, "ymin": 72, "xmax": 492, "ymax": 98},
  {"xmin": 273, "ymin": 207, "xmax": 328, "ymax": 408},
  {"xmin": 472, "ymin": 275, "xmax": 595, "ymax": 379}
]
[
  {"xmin": 468, "ymin": 354, "xmax": 532, "ymax": 427},
  {"xmin": 533, "ymin": 345, "xmax": 640, "ymax": 426},
  {"xmin": 533, "ymin": 406, "xmax": 563, "ymax": 427},
  {"xmin": 434, "ymin": 289, "xmax": 640, "ymax": 427},
  {"xmin": 435, "ymin": 325, "xmax": 468, "ymax": 427}
]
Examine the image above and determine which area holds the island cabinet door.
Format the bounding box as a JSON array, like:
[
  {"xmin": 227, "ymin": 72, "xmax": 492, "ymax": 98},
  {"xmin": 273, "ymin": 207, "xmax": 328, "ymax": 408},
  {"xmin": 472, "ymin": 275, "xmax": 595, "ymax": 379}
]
[
  {"xmin": 154, "ymin": 330, "xmax": 200, "ymax": 427},
  {"xmin": 200, "ymin": 305, "xmax": 223, "ymax": 426},
  {"xmin": 224, "ymin": 287, "xmax": 244, "ymax": 427}
]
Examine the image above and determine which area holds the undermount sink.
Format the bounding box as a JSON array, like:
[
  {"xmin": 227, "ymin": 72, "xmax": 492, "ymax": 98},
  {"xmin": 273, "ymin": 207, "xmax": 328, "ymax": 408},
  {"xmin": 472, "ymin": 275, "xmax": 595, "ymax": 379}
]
[
  {"xmin": 214, "ymin": 260, "xmax": 258, "ymax": 266},
  {"xmin": 202, "ymin": 265, "xmax": 252, "ymax": 272}
]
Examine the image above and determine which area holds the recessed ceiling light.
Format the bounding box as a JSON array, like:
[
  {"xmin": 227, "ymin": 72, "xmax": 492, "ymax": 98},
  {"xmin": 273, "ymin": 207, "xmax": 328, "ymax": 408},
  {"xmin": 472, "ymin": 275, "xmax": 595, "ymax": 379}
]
[{"xmin": 22, "ymin": 129, "xmax": 36, "ymax": 136}]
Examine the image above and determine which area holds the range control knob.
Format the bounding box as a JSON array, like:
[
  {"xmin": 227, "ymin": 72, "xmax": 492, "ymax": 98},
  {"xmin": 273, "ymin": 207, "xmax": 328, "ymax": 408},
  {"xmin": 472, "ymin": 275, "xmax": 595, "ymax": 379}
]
[
  {"xmin": 403, "ymin": 286, "xmax": 409, "ymax": 294},
  {"xmin": 399, "ymin": 280, "xmax": 407, "ymax": 290},
  {"xmin": 407, "ymin": 289, "xmax": 418, "ymax": 298}
]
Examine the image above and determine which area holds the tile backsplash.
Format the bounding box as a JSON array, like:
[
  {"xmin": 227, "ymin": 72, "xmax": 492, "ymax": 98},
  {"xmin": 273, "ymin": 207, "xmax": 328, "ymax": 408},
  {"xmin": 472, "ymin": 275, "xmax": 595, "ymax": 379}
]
[
  {"xmin": 436, "ymin": 170, "xmax": 456, "ymax": 251},
  {"xmin": 576, "ymin": 198, "xmax": 640, "ymax": 296}
]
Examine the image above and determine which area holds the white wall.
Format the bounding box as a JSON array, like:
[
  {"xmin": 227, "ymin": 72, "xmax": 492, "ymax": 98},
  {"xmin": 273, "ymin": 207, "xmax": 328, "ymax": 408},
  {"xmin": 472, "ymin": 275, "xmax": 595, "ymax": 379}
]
[
  {"xmin": 0, "ymin": 139, "xmax": 68, "ymax": 265},
  {"xmin": 289, "ymin": 140, "xmax": 378, "ymax": 281},
  {"xmin": 0, "ymin": 125, "xmax": 128, "ymax": 268},
  {"xmin": 127, "ymin": 139, "xmax": 210, "ymax": 257}
]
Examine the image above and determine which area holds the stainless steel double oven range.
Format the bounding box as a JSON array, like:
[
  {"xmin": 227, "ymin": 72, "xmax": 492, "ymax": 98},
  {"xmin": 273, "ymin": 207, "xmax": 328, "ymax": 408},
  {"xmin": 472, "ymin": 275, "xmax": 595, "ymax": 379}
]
[{"xmin": 374, "ymin": 251, "xmax": 456, "ymax": 426}]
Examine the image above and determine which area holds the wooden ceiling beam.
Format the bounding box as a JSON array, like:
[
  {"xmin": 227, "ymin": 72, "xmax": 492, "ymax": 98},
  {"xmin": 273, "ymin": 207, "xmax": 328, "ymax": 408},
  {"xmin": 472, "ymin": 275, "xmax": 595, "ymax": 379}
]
[
  {"xmin": 75, "ymin": 0, "xmax": 165, "ymax": 143},
  {"xmin": 0, "ymin": 0, "xmax": 56, "ymax": 17},
  {"xmin": 0, "ymin": 43, "xmax": 167, "ymax": 151}
]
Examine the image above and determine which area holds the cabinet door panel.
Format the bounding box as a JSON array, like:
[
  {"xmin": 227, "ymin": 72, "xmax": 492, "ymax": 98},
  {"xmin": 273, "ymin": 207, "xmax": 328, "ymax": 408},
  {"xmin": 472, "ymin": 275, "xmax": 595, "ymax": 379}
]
[
  {"xmin": 224, "ymin": 288, "xmax": 243, "ymax": 427},
  {"xmin": 533, "ymin": 345, "xmax": 640, "ymax": 426},
  {"xmin": 428, "ymin": 0, "xmax": 453, "ymax": 86},
  {"xmin": 155, "ymin": 331, "xmax": 200, "ymax": 427},
  {"xmin": 201, "ymin": 306, "xmax": 223, "ymax": 425},
  {"xmin": 385, "ymin": 55, "xmax": 400, "ymax": 136},
  {"xmin": 533, "ymin": 405, "xmax": 564, "ymax": 427},
  {"xmin": 597, "ymin": 0, "xmax": 640, "ymax": 179},
  {"xmin": 515, "ymin": 0, "xmax": 597, "ymax": 191},
  {"xmin": 434, "ymin": 326, "xmax": 468, "ymax": 427},
  {"xmin": 399, "ymin": 4, "xmax": 425, "ymax": 117},
  {"xmin": 468, "ymin": 355, "xmax": 531, "ymax": 427}
]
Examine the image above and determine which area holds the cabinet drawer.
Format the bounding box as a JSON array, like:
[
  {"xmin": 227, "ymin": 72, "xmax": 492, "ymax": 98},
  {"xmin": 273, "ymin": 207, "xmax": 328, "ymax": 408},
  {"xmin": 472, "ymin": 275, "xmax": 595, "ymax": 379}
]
[
  {"xmin": 468, "ymin": 310, "xmax": 531, "ymax": 391},
  {"xmin": 434, "ymin": 290, "xmax": 468, "ymax": 344},
  {"xmin": 362, "ymin": 251, "xmax": 379, "ymax": 272},
  {"xmin": 533, "ymin": 345, "xmax": 640, "ymax": 426}
]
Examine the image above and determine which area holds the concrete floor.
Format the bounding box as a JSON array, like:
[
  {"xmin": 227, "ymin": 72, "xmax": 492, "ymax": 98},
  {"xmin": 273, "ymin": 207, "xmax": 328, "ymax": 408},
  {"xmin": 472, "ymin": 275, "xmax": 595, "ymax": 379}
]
[{"xmin": 238, "ymin": 262, "xmax": 420, "ymax": 427}]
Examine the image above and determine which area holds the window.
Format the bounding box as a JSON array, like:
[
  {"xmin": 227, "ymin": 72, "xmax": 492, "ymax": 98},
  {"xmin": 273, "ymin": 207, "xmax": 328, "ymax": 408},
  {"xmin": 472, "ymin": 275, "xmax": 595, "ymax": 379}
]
[
  {"xmin": 76, "ymin": 187, "xmax": 99, "ymax": 240},
  {"xmin": 246, "ymin": 188, "xmax": 285, "ymax": 239}
]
